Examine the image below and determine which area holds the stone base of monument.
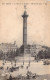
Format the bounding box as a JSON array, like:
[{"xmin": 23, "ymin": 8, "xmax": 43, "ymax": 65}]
[{"xmin": 17, "ymin": 53, "xmax": 34, "ymax": 62}]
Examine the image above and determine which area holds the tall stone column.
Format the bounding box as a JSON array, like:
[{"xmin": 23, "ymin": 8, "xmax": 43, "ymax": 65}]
[{"xmin": 22, "ymin": 11, "xmax": 28, "ymax": 54}]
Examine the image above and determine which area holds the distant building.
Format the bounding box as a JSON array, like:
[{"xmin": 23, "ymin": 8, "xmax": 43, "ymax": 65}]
[
  {"xmin": 30, "ymin": 43, "xmax": 42, "ymax": 56},
  {"xmin": 0, "ymin": 41, "xmax": 17, "ymax": 54},
  {"xmin": 24, "ymin": 43, "xmax": 42, "ymax": 56}
]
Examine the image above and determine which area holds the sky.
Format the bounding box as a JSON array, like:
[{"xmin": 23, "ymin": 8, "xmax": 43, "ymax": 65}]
[{"xmin": 0, "ymin": 0, "xmax": 50, "ymax": 47}]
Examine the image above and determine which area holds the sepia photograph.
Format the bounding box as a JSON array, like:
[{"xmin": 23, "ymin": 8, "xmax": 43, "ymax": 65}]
[{"xmin": 0, "ymin": 0, "xmax": 50, "ymax": 80}]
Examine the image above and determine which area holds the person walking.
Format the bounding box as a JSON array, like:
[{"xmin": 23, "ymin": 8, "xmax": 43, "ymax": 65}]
[{"xmin": 9, "ymin": 75, "xmax": 12, "ymax": 80}]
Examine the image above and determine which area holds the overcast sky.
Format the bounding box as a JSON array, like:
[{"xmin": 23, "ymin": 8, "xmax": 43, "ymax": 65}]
[{"xmin": 0, "ymin": 0, "xmax": 50, "ymax": 47}]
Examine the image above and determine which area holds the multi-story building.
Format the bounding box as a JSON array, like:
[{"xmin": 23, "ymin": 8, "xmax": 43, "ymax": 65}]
[
  {"xmin": 23, "ymin": 43, "xmax": 42, "ymax": 57},
  {"xmin": 30, "ymin": 43, "xmax": 42, "ymax": 56},
  {"xmin": 0, "ymin": 41, "xmax": 17, "ymax": 54}
]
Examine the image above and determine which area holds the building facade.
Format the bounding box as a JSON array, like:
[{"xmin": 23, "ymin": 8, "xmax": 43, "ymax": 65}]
[{"xmin": 0, "ymin": 41, "xmax": 17, "ymax": 54}]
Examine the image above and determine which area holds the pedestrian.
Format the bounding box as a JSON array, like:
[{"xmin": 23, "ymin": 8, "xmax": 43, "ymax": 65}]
[{"xmin": 9, "ymin": 75, "xmax": 12, "ymax": 80}]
